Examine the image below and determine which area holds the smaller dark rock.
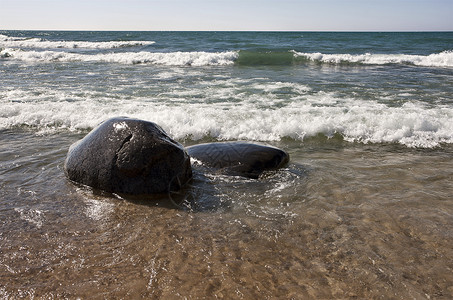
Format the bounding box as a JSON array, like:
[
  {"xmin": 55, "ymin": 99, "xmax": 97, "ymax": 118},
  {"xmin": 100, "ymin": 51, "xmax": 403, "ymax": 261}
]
[
  {"xmin": 64, "ymin": 117, "xmax": 192, "ymax": 195},
  {"xmin": 187, "ymin": 142, "xmax": 290, "ymax": 179}
]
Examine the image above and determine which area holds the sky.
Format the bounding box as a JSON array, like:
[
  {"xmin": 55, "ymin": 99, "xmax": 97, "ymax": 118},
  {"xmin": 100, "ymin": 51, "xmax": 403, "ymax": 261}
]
[{"xmin": 0, "ymin": 0, "xmax": 452, "ymax": 31}]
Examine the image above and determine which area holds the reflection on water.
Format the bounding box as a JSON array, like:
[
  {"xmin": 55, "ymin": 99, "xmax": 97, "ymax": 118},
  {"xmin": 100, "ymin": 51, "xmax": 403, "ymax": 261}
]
[{"xmin": 1, "ymin": 131, "xmax": 452, "ymax": 298}]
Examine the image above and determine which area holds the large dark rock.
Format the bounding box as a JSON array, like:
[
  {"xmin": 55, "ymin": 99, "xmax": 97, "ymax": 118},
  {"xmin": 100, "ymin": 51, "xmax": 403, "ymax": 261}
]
[
  {"xmin": 186, "ymin": 142, "xmax": 289, "ymax": 179},
  {"xmin": 64, "ymin": 117, "xmax": 192, "ymax": 194}
]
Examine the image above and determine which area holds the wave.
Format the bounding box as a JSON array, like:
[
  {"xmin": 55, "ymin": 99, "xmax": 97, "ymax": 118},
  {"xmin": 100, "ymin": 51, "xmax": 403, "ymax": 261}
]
[
  {"xmin": 228, "ymin": 50, "xmax": 453, "ymax": 68},
  {"xmin": 2, "ymin": 89, "xmax": 453, "ymax": 148},
  {"xmin": 2, "ymin": 42, "xmax": 451, "ymax": 68},
  {"xmin": 292, "ymin": 50, "xmax": 453, "ymax": 68},
  {"xmin": 235, "ymin": 51, "xmax": 296, "ymax": 66},
  {"xmin": 0, "ymin": 48, "xmax": 238, "ymax": 66},
  {"xmin": 0, "ymin": 34, "xmax": 155, "ymax": 49}
]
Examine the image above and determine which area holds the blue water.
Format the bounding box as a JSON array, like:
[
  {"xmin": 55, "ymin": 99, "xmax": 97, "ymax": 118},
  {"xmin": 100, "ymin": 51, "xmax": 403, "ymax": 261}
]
[{"xmin": 1, "ymin": 31, "xmax": 453, "ymax": 298}]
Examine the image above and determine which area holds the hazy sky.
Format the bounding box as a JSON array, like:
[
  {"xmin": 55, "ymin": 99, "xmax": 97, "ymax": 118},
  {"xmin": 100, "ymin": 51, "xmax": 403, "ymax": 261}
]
[{"xmin": 1, "ymin": 0, "xmax": 452, "ymax": 31}]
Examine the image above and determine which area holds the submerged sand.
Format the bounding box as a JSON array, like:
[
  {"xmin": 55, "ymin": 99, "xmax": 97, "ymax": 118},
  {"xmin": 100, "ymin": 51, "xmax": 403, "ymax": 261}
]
[{"xmin": 1, "ymin": 132, "xmax": 452, "ymax": 298}]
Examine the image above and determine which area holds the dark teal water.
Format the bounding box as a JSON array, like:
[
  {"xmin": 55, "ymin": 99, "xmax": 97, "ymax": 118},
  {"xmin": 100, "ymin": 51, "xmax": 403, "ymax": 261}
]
[{"xmin": 3, "ymin": 30, "xmax": 452, "ymax": 53}]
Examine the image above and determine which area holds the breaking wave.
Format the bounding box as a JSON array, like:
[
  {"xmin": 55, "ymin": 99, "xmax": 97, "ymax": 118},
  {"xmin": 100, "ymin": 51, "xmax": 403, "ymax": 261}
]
[
  {"xmin": 4, "ymin": 48, "xmax": 451, "ymax": 68},
  {"xmin": 292, "ymin": 50, "xmax": 453, "ymax": 68},
  {"xmin": 1, "ymin": 33, "xmax": 452, "ymax": 68},
  {"xmin": 0, "ymin": 48, "xmax": 238, "ymax": 66},
  {"xmin": 2, "ymin": 89, "xmax": 453, "ymax": 148}
]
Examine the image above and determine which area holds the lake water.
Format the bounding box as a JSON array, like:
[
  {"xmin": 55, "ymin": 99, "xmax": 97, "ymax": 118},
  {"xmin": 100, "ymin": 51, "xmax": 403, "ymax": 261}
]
[{"xmin": 1, "ymin": 31, "xmax": 453, "ymax": 298}]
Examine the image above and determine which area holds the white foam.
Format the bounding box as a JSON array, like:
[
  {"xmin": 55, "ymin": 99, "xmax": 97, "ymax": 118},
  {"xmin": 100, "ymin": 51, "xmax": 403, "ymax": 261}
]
[
  {"xmin": 0, "ymin": 34, "xmax": 155, "ymax": 49},
  {"xmin": 0, "ymin": 48, "xmax": 238, "ymax": 66},
  {"xmin": 84, "ymin": 198, "xmax": 115, "ymax": 221},
  {"xmin": 292, "ymin": 50, "xmax": 453, "ymax": 68},
  {"xmin": 14, "ymin": 207, "xmax": 45, "ymax": 228},
  {"xmin": 1, "ymin": 87, "xmax": 453, "ymax": 148},
  {"xmin": 248, "ymin": 81, "xmax": 311, "ymax": 94},
  {"xmin": 0, "ymin": 34, "xmax": 28, "ymax": 41}
]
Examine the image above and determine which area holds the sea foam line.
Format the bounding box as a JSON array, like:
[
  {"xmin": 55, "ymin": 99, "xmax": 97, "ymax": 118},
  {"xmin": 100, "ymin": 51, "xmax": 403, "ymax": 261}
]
[
  {"xmin": 2, "ymin": 91, "xmax": 453, "ymax": 148},
  {"xmin": 0, "ymin": 34, "xmax": 155, "ymax": 49}
]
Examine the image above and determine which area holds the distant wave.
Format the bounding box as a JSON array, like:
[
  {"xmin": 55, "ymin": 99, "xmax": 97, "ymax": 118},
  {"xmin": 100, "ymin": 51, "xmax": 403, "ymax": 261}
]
[
  {"xmin": 0, "ymin": 48, "xmax": 238, "ymax": 66},
  {"xmin": 292, "ymin": 50, "xmax": 453, "ymax": 68},
  {"xmin": 0, "ymin": 34, "xmax": 155, "ymax": 49}
]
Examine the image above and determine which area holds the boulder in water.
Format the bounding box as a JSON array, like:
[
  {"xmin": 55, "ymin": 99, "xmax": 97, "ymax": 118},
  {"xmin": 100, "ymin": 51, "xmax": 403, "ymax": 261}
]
[
  {"xmin": 64, "ymin": 117, "xmax": 192, "ymax": 195},
  {"xmin": 186, "ymin": 142, "xmax": 289, "ymax": 179}
]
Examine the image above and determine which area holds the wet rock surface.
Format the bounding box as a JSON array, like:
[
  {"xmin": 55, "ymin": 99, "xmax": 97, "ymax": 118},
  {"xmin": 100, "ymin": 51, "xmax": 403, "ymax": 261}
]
[
  {"xmin": 187, "ymin": 142, "xmax": 290, "ymax": 179},
  {"xmin": 64, "ymin": 117, "xmax": 192, "ymax": 194}
]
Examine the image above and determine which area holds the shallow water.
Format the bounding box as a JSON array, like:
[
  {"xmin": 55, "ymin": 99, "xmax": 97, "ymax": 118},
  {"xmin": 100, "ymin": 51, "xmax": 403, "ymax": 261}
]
[{"xmin": 1, "ymin": 131, "xmax": 452, "ymax": 299}]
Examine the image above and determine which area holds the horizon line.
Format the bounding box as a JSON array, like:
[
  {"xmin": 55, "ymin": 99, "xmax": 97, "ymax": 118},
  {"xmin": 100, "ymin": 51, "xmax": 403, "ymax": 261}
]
[{"xmin": 2, "ymin": 29, "xmax": 453, "ymax": 33}]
